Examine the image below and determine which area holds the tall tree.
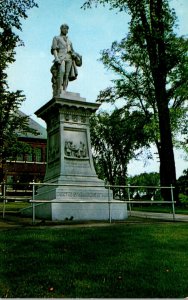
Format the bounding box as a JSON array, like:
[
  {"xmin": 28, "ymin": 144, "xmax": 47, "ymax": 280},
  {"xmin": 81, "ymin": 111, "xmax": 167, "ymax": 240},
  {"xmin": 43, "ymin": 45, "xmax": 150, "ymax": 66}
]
[
  {"xmin": 90, "ymin": 108, "xmax": 151, "ymax": 196},
  {"xmin": 0, "ymin": 0, "xmax": 38, "ymax": 181},
  {"xmin": 82, "ymin": 0, "xmax": 188, "ymax": 200}
]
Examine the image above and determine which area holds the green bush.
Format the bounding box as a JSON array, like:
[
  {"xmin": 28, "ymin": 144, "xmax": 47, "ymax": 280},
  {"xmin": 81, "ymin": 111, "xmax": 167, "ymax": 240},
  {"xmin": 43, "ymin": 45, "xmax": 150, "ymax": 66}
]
[{"xmin": 179, "ymin": 193, "xmax": 188, "ymax": 207}]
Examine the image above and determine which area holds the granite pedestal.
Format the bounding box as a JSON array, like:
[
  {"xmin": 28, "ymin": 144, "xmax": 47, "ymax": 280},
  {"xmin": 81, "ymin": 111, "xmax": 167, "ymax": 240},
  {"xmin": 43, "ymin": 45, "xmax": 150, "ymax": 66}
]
[{"xmin": 22, "ymin": 92, "xmax": 127, "ymax": 221}]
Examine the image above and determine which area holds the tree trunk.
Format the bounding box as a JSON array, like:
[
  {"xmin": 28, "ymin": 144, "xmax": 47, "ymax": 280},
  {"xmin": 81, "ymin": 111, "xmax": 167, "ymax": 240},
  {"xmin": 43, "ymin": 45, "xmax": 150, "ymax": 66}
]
[
  {"xmin": 139, "ymin": 0, "xmax": 177, "ymax": 201},
  {"xmin": 155, "ymin": 81, "xmax": 177, "ymax": 201}
]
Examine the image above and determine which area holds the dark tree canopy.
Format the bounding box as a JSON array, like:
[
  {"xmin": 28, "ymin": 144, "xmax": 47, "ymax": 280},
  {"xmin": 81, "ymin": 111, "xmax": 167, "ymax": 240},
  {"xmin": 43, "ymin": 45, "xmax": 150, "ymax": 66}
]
[
  {"xmin": 90, "ymin": 108, "xmax": 151, "ymax": 188},
  {"xmin": 0, "ymin": 0, "xmax": 38, "ymax": 181},
  {"xmin": 83, "ymin": 0, "xmax": 188, "ymax": 201}
]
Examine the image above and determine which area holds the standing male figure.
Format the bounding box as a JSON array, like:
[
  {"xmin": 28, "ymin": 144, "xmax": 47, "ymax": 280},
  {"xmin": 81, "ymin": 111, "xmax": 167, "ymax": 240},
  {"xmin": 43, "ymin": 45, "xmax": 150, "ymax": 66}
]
[{"xmin": 51, "ymin": 24, "xmax": 82, "ymax": 96}]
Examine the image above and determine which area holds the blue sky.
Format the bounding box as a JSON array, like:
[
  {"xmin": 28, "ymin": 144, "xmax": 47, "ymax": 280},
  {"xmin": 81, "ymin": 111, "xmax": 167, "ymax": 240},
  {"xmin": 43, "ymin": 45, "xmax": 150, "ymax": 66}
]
[
  {"xmin": 7, "ymin": 0, "xmax": 188, "ymax": 177},
  {"xmin": 7, "ymin": 0, "xmax": 130, "ymax": 112}
]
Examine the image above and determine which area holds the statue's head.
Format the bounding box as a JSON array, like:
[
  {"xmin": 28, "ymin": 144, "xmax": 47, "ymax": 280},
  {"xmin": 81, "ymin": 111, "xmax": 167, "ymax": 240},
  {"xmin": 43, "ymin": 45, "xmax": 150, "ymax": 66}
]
[{"xmin": 60, "ymin": 24, "xmax": 69, "ymax": 30}]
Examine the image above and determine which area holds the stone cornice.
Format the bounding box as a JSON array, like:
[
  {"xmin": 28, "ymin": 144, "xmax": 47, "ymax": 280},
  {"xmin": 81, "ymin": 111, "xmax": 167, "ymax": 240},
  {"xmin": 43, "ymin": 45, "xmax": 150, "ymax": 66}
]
[{"xmin": 35, "ymin": 92, "xmax": 100, "ymax": 122}]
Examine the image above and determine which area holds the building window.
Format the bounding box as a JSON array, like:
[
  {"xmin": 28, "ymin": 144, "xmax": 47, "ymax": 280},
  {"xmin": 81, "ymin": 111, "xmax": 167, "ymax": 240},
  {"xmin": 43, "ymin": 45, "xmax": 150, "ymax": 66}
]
[
  {"xmin": 44, "ymin": 147, "xmax": 47, "ymax": 162},
  {"xmin": 26, "ymin": 149, "xmax": 33, "ymax": 162},
  {"xmin": 7, "ymin": 175, "xmax": 14, "ymax": 189},
  {"xmin": 17, "ymin": 153, "xmax": 24, "ymax": 161},
  {"xmin": 34, "ymin": 148, "xmax": 42, "ymax": 162}
]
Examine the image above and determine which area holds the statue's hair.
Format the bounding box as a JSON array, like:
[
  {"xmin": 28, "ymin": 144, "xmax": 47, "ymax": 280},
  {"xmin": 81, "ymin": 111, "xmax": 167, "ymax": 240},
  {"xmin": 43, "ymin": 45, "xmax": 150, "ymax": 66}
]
[{"xmin": 60, "ymin": 24, "xmax": 69, "ymax": 30}]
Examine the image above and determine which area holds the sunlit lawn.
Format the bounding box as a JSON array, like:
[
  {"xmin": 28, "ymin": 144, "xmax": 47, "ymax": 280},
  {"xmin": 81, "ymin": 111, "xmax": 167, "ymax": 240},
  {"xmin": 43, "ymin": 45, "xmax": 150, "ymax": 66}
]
[
  {"xmin": 0, "ymin": 201, "xmax": 29, "ymax": 212},
  {"xmin": 132, "ymin": 204, "xmax": 188, "ymax": 214},
  {"xmin": 0, "ymin": 222, "xmax": 187, "ymax": 298}
]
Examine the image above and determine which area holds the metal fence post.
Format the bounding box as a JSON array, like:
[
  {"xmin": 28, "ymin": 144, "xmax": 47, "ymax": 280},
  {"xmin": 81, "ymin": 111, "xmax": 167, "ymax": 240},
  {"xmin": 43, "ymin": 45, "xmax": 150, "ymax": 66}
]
[
  {"xmin": 32, "ymin": 180, "xmax": 36, "ymax": 224},
  {"xmin": 128, "ymin": 184, "xmax": 131, "ymax": 216},
  {"xmin": 2, "ymin": 181, "xmax": 6, "ymax": 219},
  {"xmin": 171, "ymin": 184, "xmax": 176, "ymax": 221},
  {"xmin": 108, "ymin": 185, "xmax": 111, "ymax": 223}
]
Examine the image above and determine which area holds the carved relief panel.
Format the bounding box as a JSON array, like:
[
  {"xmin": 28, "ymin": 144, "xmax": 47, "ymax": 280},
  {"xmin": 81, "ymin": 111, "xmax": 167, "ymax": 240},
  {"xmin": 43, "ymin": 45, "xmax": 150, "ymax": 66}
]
[
  {"xmin": 64, "ymin": 141, "xmax": 87, "ymax": 158},
  {"xmin": 64, "ymin": 129, "xmax": 88, "ymax": 159},
  {"xmin": 48, "ymin": 131, "xmax": 60, "ymax": 163}
]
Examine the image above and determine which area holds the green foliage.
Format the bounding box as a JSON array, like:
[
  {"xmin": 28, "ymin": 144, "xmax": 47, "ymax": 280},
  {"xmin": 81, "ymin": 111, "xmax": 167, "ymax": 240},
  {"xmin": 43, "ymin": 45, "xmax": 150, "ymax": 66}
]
[
  {"xmin": 83, "ymin": 0, "xmax": 188, "ymax": 196},
  {"xmin": 177, "ymin": 168, "xmax": 188, "ymax": 198},
  {"xmin": 178, "ymin": 194, "xmax": 188, "ymax": 207},
  {"xmin": 128, "ymin": 172, "xmax": 161, "ymax": 199},
  {"xmin": 90, "ymin": 108, "xmax": 151, "ymax": 192},
  {"xmin": 128, "ymin": 172, "xmax": 160, "ymax": 186},
  {"xmin": 0, "ymin": 0, "xmax": 38, "ymax": 180},
  {"xmin": 97, "ymin": 34, "xmax": 188, "ymax": 148},
  {"xmin": 0, "ymin": 0, "xmax": 38, "ymax": 71}
]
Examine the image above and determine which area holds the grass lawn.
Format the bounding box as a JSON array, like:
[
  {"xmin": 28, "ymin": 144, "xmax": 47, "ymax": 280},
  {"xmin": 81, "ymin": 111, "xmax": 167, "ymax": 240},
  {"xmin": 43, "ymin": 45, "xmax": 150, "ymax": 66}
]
[
  {"xmin": 0, "ymin": 201, "xmax": 29, "ymax": 212},
  {"xmin": 0, "ymin": 222, "xmax": 187, "ymax": 298},
  {"xmin": 132, "ymin": 204, "xmax": 188, "ymax": 214}
]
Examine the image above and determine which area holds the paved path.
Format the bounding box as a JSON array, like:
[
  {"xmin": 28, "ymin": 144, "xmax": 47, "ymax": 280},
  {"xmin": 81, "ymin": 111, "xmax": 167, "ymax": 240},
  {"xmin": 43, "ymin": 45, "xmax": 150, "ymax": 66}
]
[{"xmin": 129, "ymin": 210, "xmax": 188, "ymax": 222}]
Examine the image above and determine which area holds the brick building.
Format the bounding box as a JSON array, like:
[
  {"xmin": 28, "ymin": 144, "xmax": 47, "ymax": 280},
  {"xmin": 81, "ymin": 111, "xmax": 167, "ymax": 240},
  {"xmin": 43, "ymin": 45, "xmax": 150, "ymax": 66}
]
[{"xmin": 3, "ymin": 112, "xmax": 47, "ymax": 199}]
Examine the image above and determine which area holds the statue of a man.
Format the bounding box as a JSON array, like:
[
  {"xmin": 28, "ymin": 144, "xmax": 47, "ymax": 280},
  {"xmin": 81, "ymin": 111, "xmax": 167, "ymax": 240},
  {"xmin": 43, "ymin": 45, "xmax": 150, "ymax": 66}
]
[{"xmin": 51, "ymin": 24, "xmax": 82, "ymax": 96}]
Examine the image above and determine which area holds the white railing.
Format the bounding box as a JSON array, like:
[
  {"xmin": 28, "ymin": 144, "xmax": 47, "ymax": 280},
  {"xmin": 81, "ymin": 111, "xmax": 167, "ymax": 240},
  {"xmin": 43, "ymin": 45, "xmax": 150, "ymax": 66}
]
[
  {"xmin": 0, "ymin": 181, "xmax": 176, "ymax": 223},
  {"xmin": 30, "ymin": 182, "xmax": 176, "ymax": 223}
]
